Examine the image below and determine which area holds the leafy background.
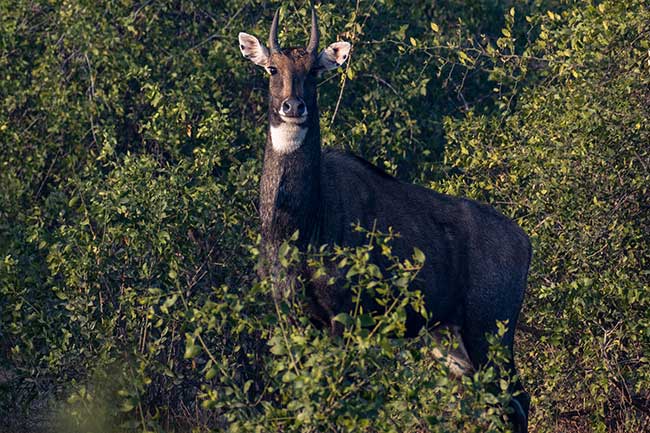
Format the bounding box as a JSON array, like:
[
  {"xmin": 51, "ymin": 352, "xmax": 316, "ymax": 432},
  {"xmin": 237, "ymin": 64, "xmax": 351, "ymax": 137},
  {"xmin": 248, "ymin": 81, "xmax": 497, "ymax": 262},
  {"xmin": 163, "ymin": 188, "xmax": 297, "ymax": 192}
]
[{"xmin": 0, "ymin": 0, "xmax": 648, "ymax": 432}]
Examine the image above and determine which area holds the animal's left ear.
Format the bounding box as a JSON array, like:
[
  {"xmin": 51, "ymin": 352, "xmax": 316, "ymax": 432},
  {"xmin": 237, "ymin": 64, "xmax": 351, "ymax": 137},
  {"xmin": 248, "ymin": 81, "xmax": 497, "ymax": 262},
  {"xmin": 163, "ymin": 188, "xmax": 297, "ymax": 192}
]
[{"xmin": 315, "ymin": 41, "xmax": 351, "ymax": 73}]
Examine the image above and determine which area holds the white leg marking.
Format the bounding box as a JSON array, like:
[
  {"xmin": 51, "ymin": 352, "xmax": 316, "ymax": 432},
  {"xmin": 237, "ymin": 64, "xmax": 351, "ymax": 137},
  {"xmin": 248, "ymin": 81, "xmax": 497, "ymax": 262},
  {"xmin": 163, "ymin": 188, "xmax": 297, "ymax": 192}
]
[
  {"xmin": 270, "ymin": 124, "xmax": 308, "ymax": 154},
  {"xmin": 431, "ymin": 325, "xmax": 475, "ymax": 378}
]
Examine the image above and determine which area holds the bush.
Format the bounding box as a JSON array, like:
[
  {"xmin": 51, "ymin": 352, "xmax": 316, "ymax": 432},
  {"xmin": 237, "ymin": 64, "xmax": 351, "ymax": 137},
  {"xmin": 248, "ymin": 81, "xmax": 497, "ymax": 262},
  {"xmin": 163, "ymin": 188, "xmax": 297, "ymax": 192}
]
[
  {"xmin": 1, "ymin": 0, "xmax": 648, "ymax": 432},
  {"xmin": 433, "ymin": 1, "xmax": 650, "ymax": 431},
  {"xmin": 189, "ymin": 229, "xmax": 522, "ymax": 433}
]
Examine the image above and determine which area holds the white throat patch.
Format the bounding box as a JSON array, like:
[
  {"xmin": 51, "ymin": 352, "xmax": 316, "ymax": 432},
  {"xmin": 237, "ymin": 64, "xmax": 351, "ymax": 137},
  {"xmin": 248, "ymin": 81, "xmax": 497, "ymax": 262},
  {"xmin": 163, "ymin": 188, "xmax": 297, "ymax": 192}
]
[{"xmin": 270, "ymin": 123, "xmax": 308, "ymax": 154}]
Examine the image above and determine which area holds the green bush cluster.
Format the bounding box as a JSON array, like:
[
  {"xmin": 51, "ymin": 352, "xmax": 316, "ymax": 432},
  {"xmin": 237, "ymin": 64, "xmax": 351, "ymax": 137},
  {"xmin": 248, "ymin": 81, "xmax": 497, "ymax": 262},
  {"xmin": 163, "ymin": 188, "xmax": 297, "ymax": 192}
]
[
  {"xmin": 1, "ymin": 0, "xmax": 648, "ymax": 432},
  {"xmin": 433, "ymin": 2, "xmax": 650, "ymax": 430}
]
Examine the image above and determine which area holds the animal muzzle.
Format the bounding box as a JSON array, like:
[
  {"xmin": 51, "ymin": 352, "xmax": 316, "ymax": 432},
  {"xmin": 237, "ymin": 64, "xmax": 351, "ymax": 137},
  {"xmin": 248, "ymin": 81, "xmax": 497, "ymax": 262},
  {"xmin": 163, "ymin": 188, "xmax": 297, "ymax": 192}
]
[{"xmin": 280, "ymin": 97, "xmax": 307, "ymax": 119}]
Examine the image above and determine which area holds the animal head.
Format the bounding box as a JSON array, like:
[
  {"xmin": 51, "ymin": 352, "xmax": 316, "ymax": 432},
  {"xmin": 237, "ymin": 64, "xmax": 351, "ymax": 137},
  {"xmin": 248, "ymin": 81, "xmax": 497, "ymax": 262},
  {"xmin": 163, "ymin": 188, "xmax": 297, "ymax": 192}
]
[{"xmin": 238, "ymin": 5, "xmax": 350, "ymax": 144}]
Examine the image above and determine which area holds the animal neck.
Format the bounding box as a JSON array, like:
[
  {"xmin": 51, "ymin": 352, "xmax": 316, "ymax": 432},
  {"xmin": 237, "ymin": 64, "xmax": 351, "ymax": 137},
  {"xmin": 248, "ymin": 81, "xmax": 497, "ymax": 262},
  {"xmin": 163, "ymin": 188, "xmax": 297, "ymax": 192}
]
[{"xmin": 259, "ymin": 107, "xmax": 321, "ymax": 253}]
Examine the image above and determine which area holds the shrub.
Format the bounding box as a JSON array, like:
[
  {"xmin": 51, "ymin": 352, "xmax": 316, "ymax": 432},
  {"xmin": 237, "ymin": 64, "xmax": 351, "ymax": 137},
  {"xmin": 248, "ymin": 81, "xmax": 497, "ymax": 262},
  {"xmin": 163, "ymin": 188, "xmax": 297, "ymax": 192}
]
[{"xmin": 1, "ymin": 0, "xmax": 648, "ymax": 432}]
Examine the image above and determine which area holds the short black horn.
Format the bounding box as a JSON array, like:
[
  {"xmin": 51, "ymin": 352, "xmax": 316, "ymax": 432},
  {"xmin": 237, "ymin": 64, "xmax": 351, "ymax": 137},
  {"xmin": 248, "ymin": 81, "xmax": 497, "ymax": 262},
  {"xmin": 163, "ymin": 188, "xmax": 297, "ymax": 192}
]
[
  {"xmin": 306, "ymin": 3, "xmax": 319, "ymax": 53},
  {"xmin": 269, "ymin": 9, "xmax": 281, "ymax": 53}
]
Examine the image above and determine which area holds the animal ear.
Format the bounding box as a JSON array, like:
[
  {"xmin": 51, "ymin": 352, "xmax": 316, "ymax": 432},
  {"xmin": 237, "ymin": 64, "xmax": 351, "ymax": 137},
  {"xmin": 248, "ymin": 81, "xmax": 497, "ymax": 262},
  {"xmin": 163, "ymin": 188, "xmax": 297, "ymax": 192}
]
[
  {"xmin": 315, "ymin": 41, "xmax": 351, "ymax": 72},
  {"xmin": 238, "ymin": 32, "xmax": 270, "ymax": 66}
]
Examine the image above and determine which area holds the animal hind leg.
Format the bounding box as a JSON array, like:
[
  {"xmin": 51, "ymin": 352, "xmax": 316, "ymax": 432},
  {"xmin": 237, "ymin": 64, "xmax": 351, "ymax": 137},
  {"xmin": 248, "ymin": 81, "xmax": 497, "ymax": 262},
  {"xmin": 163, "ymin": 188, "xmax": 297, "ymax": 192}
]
[
  {"xmin": 430, "ymin": 324, "xmax": 474, "ymax": 378},
  {"xmin": 460, "ymin": 304, "xmax": 529, "ymax": 433},
  {"xmin": 509, "ymin": 369, "xmax": 530, "ymax": 433}
]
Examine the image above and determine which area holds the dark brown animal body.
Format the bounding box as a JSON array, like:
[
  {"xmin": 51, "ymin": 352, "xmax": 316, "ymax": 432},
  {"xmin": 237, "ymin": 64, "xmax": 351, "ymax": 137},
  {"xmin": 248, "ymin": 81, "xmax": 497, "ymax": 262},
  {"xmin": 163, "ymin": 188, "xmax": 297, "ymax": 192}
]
[{"xmin": 239, "ymin": 6, "xmax": 531, "ymax": 432}]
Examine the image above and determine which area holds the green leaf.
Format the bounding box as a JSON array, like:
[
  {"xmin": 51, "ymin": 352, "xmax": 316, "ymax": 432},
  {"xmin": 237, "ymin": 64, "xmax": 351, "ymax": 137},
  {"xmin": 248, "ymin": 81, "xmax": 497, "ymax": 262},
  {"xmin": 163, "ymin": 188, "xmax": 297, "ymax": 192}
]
[
  {"xmin": 413, "ymin": 247, "xmax": 425, "ymax": 263},
  {"xmin": 120, "ymin": 398, "xmax": 136, "ymax": 412},
  {"xmin": 184, "ymin": 343, "xmax": 201, "ymax": 359},
  {"xmin": 358, "ymin": 314, "xmax": 375, "ymax": 328},
  {"xmin": 333, "ymin": 313, "xmax": 353, "ymax": 327},
  {"xmin": 269, "ymin": 343, "xmax": 286, "ymax": 356},
  {"xmin": 205, "ymin": 367, "xmax": 218, "ymax": 380}
]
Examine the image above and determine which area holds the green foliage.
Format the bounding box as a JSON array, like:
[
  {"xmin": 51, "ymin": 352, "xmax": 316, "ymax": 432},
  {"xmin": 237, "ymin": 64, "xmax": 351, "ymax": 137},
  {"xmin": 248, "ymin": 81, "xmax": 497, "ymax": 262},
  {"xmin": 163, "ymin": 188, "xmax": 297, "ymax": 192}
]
[
  {"xmin": 1, "ymin": 0, "xmax": 649, "ymax": 432},
  {"xmin": 192, "ymin": 230, "xmax": 520, "ymax": 433},
  {"xmin": 432, "ymin": 1, "xmax": 650, "ymax": 431}
]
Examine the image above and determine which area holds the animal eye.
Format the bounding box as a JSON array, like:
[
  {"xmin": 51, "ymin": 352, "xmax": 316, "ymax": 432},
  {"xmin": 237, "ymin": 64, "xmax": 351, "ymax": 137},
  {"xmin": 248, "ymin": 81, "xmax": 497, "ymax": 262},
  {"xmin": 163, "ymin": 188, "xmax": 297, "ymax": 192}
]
[{"xmin": 267, "ymin": 66, "xmax": 278, "ymax": 75}]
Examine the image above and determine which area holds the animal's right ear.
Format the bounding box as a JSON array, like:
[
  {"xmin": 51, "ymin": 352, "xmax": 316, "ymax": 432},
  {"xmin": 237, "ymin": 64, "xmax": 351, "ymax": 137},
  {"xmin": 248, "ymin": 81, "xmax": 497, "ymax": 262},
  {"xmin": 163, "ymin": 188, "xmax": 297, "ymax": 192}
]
[{"xmin": 238, "ymin": 32, "xmax": 270, "ymax": 66}]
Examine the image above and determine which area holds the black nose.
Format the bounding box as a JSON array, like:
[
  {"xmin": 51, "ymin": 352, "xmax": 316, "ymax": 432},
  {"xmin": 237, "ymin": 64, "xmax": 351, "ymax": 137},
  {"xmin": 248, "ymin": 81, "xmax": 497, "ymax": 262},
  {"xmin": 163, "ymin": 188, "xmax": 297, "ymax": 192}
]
[{"xmin": 281, "ymin": 98, "xmax": 306, "ymax": 117}]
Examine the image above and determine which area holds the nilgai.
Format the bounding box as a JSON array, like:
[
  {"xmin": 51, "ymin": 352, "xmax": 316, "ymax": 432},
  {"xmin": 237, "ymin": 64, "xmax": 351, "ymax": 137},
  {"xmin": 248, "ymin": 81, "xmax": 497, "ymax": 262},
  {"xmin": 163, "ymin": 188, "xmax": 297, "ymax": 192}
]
[{"xmin": 239, "ymin": 5, "xmax": 531, "ymax": 432}]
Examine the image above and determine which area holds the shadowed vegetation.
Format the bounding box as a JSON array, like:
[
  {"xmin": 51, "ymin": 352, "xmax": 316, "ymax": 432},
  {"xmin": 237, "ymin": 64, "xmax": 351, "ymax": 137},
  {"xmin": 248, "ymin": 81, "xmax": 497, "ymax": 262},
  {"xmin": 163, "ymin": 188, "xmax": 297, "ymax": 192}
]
[{"xmin": 1, "ymin": 0, "xmax": 648, "ymax": 432}]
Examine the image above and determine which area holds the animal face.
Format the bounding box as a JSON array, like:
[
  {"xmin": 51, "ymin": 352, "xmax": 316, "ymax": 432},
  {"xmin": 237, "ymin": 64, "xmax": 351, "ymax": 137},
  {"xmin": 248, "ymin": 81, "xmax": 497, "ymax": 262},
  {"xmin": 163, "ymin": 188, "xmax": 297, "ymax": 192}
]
[
  {"xmin": 238, "ymin": 7, "xmax": 351, "ymax": 132},
  {"xmin": 265, "ymin": 47, "xmax": 318, "ymax": 126}
]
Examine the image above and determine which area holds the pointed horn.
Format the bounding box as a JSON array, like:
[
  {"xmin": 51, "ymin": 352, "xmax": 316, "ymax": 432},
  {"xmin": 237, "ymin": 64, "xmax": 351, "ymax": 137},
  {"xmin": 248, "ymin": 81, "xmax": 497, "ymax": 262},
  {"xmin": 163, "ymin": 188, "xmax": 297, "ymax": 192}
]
[
  {"xmin": 269, "ymin": 9, "xmax": 281, "ymax": 53},
  {"xmin": 306, "ymin": 2, "xmax": 319, "ymax": 54}
]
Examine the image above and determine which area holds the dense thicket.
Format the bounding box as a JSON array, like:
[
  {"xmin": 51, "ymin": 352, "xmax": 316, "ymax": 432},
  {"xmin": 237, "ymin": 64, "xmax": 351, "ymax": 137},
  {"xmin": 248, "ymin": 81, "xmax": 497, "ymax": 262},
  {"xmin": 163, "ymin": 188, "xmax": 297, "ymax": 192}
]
[{"xmin": 1, "ymin": 1, "xmax": 648, "ymax": 432}]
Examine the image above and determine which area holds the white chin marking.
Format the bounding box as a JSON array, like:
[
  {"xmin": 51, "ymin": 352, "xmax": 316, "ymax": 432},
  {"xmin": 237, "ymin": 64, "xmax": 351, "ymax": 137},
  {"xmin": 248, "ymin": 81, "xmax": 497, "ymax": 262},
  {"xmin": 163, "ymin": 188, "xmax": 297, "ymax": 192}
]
[{"xmin": 271, "ymin": 123, "xmax": 308, "ymax": 154}]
